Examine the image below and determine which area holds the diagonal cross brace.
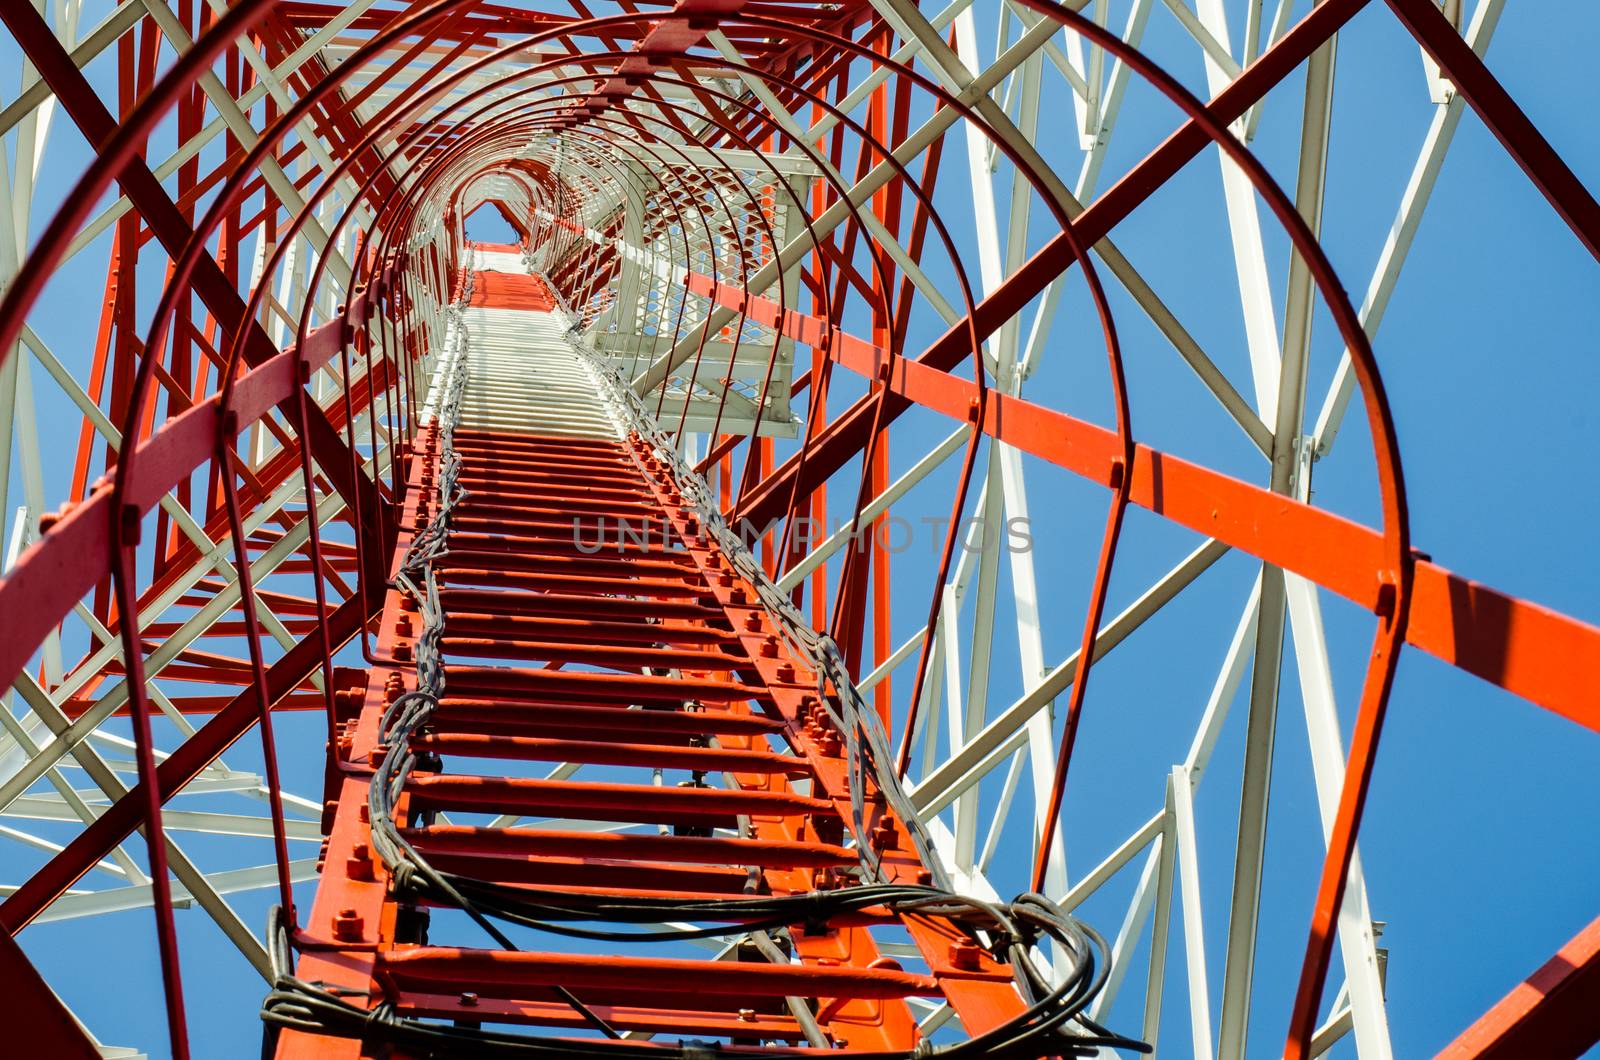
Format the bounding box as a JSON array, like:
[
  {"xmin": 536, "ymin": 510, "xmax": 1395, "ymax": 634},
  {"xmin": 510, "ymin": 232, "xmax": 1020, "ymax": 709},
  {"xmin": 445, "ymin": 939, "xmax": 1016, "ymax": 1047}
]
[
  {"xmin": 0, "ymin": 1, "xmax": 387, "ymax": 532},
  {"xmin": 0, "ymin": 594, "xmax": 374, "ymax": 933},
  {"xmin": 733, "ymin": 0, "xmax": 1371, "ymax": 528}
]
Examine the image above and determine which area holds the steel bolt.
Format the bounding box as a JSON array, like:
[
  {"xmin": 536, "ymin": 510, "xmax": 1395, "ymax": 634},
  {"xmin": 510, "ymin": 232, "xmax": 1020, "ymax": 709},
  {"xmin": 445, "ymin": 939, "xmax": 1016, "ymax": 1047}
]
[
  {"xmin": 948, "ymin": 940, "xmax": 981, "ymax": 971},
  {"xmin": 759, "ymin": 637, "xmax": 778, "ymax": 658},
  {"xmin": 871, "ymin": 819, "xmax": 897, "ymax": 851},
  {"xmin": 346, "ymin": 845, "xmax": 375, "ymax": 882},
  {"xmin": 333, "ymin": 908, "xmax": 364, "ymax": 942},
  {"xmin": 39, "ymin": 503, "xmax": 70, "ymax": 533},
  {"xmin": 737, "ymin": 1008, "xmax": 756, "ymax": 1023},
  {"xmin": 459, "ymin": 992, "xmax": 479, "ymax": 1007},
  {"xmin": 743, "ymin": 612, "xmax": 762, "ymax": 632}
]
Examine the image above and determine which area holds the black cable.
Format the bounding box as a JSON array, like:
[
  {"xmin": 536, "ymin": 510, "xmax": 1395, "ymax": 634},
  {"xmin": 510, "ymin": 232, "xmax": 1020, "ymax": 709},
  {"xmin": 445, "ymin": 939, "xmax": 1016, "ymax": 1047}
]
[
  {"xmin": 268, "ymin": 262, "xmax": 1149, "ymax": 1057},
  {"xmin": 261, "ymin": 895, "xmax": 1148, "ymax": 1058}
]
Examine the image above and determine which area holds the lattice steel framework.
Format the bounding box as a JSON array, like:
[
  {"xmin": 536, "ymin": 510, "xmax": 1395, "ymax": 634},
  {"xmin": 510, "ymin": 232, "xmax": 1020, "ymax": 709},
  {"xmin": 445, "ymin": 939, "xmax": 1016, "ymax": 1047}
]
[{"xmin": 0, "ymin": 0, "xmax": 1596, "ymax": 1057}]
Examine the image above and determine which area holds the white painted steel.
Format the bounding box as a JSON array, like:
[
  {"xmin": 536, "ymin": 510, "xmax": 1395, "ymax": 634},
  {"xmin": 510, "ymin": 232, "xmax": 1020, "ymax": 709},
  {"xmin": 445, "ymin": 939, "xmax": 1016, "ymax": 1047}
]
[
  {"xmin": 0, "ymin": 0, "xmax": 1554, "ymax": 1053},
  {"xmin": 454, "ymin": 307, "xmax": 621, "ymax": 441}
]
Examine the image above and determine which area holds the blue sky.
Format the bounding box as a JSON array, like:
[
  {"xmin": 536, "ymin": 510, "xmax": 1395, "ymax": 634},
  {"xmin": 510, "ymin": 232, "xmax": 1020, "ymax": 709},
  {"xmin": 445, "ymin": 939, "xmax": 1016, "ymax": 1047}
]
[{"xmin": 4, "ymin": 1, "xmax": 1598, "ymax": 1056}]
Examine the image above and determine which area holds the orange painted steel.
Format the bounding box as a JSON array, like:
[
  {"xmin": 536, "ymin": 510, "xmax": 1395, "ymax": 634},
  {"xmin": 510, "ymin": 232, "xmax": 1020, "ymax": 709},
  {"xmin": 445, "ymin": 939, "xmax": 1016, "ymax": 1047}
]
[
  {"xmin": 468, "ymin": 269, "xmax": 559, "ymax": 311},
  {"xmin": 281, "ymin": 314, "xmax": 1028, "ymax": 1053},
  {"xmin": 1437, "ymin": 913, "xmax": 1600, "ymax": 1059},
  {"xmin": 692, "ymin": 276, "xmax": 1600, "ymax": 734},
  {"xmin": 0, "ymin": 0, "xmax": 1597, "ymax": 1054}
]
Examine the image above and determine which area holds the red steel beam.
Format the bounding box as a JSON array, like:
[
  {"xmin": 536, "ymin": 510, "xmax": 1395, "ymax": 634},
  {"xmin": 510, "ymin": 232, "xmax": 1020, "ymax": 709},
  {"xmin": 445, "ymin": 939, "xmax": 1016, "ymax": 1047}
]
[
  {"xmin": 0, "ymin": 930, "xmax": 100, "ymax": 1058},
  {"xmin": 0, "ymin": 1, "xmax": 383, "ymax": 523},
  {"xmin": 0, "ymin": 287, "xmax": 383, "ymax": 700},
  {"xmin": 2, "ymin": 0, "xmax": 1595, "ymax": 1052},
  {"xmin": 376, "ymin": 947, "xmax": 941, "ymax": 997},
  {"xmin": 1439, "ymin": 913, "xmax": 1600, "ymax": 1059},
  {"xmin": 0, "ymin": 593, "xmax": 373, "ymax": 932},
  {"xmin": 1385, "ymin": 0, "xmax": 1600, "ymax": 261},
  {"xmin": 734, "ymin": 0, "xmax": 1373, "ymax": 529},
  {"xmin": 692, "ymin": 275, "xmax": 1600, "ymax": 733},
  {"xmin": 281, "ymin": 260, "xmax": 1030, "ymax": 1051}
]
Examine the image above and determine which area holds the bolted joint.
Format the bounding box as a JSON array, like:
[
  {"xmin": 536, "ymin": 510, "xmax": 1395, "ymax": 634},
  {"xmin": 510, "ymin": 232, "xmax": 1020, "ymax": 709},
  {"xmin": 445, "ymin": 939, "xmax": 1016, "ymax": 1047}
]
[
  {"xmin": 1374, "ymin": 572, "xmax": 1399, "ymax": 620},
  {"xmin": 345, "ymin": 844, "xmax": 376, "ymax": 882},
  {"xmin": 332, "ymin": 908, "xmax": 364, "ymax": 942},
  {"xmin": 118, "ymin": 503, "xmax": 142, "ymax": 548},
  {"xmin": 947, "ymin": 939, "xmax": 982, "ymax": 971},
  {"xmin": 38, "ymin": 501, "xmax": 71, "ymax": 534},
  {"xmin": 870, "ymin": 817, "xmax": 897, "ymax": 852}
]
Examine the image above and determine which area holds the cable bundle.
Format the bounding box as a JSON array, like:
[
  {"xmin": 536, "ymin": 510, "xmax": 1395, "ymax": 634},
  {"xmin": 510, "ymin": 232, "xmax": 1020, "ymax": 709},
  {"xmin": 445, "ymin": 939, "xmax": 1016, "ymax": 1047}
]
[
  {"xmin": 264, "ymin": 274, "xmax": 1149, "ymax": 1057},
  {"xmin": 571, "ymin": 330, "xmax": 945, "ymax": 890},
  {"xmin": 262, "ymin": 885, "xmax": 1150, "ymax": 1057}
]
